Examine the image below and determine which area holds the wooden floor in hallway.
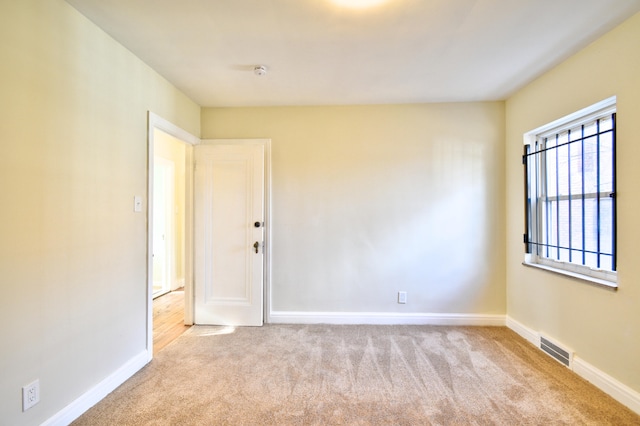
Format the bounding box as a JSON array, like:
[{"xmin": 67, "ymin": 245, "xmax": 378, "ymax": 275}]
[{"xmin": 153, "ymin": 289, "xmax": 190, "ymax": 355}]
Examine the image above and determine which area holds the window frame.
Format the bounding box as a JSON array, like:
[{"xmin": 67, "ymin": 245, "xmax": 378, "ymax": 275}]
[{"xmin": 523, "ymin": 97, "xmax": 617, "ymax": 288}]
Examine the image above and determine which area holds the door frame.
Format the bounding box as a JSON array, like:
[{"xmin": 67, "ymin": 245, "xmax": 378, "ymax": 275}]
[
  {"xmin": 147, "ymin": 112, "xmax": 199, "ymax": 359},
  {"xmin": 200, "ymin": 139, "xmax": 272, "ymax": 325}
]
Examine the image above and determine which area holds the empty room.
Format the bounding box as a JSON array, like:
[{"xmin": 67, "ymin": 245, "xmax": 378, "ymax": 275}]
[{"xmin": 1, "ymin": 0, "xmax": 640, "ymax": 424}]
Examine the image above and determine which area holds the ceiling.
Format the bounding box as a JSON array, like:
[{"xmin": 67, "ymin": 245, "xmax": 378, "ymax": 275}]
[{"xmin": 65, "ymin": 0, "xmax": 640, "ymax": 107}]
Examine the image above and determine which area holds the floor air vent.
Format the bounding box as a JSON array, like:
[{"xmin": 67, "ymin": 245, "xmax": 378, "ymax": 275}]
[{"xmin": 540, "ymin": 336, "xmax": 572, "ymax": 367}]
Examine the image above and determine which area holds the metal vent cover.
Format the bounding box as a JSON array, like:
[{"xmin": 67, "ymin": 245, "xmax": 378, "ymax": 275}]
[{"xmin": 540, "ymin": 336, "xmax": 572, "ymax": 367}]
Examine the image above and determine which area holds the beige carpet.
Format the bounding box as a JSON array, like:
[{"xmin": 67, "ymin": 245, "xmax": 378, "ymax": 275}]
[{"xmin": 73, "ymin": 325, "xmax": 639, "ymax": 425}]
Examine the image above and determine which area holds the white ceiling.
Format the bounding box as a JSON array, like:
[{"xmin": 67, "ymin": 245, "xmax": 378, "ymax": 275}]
[{"xmin": 65, "ymin": 0, "xmax": 640, "ymax": 107}]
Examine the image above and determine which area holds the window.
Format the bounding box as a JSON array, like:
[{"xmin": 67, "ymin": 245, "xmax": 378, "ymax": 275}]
[{"xmin": 523, "ymin": 97, "xmax": 617, "ymax": 286}]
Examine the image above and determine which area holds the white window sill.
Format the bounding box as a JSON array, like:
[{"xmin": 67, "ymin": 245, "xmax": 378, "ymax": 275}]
[{"xmin": 522, "ymin": 261, "xmax": 618, "ymax": 291}]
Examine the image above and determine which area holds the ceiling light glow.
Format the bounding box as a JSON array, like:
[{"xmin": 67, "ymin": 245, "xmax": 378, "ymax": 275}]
[{"xmin": 330, "ymin": 0, "xmax": 389, "ymax": 9}]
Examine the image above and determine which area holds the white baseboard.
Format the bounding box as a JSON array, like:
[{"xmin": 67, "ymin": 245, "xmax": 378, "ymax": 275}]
[
  {"xmin": 506, "ymin": 316, "xmax": 640, "ymax": 415},
  {"xmin": 42, "ymin": 350, "xmax": 150, "ymax": 426},
  {"xmin": 506, "ymin": 316, "xmax": 540, "ymax": 347},
  {"xmin": 573, "ymin": 357, "xmax": 640, "ymax": 415},
  {"xmin": 269, "ymin": 311, "xmax": 506, "ymax": 326}
]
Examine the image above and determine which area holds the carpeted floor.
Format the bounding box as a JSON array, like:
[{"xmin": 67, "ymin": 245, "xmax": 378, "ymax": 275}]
[{"xmin": 73, "ymin": 324, "xmax": 640, "ymax": 425}]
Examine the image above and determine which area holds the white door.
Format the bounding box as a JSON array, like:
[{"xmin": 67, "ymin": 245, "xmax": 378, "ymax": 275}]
[{"xmin": 194, "ymin": 143, "xmax": 265, "ymax": 326}]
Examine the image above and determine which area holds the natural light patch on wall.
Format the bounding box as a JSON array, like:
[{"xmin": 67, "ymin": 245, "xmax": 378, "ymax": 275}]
[
  {"xmin": 369, "ymin": 137, "xmax": 491, "ymax": 309},
  {"xmin": 272, "ymin": 129, "xmax": 497, "ymax": 312}
]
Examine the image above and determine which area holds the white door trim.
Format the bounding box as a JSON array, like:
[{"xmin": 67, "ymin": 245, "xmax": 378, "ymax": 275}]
[
  {"xmin": 147, "ymin": 112, "xmax": 199, "ymax": 360},
  {"xmin": 201, "ymin": 139, "xmax": 272, "ymax": 325}
]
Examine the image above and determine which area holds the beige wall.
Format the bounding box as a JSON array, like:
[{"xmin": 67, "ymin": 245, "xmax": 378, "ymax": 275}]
[
  {"xmin": 505, "ymin": 12, "xmax": 640, "ymax": 393},
  {"xmin": 0, "ymin": 0, "xmax": 200, "ymax": 424},
  {"xmin": 202, "ymin": 103, "xmax": 506, "ymax": 315}
]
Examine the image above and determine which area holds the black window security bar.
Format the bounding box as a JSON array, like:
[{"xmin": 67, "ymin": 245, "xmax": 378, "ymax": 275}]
[{"xmin": 524, "ymin": 113, "xmax": 616, "ymax": 272}]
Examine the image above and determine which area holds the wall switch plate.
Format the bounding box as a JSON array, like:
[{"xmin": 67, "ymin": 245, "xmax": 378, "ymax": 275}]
[
  {"xmin": 398, "ymin": 291, "xmax": 407, "ymax": 304},
  {"xmin": 22, "ymin": 379, "xmax": 40, "ymax": 411},
  {"xmin": 134, "ymin": 196, "xmax": 143, "ymax": 212}
]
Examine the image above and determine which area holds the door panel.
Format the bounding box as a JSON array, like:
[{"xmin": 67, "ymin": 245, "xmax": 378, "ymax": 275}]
[{"xmin": 194, "ymin": 143, "xmax": 264, "ymax": 326}]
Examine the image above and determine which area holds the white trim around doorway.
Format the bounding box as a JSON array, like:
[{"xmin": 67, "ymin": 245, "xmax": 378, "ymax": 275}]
[{"xmin": 147, "ymin": 112, "xmax": 200, "ymax": 360}]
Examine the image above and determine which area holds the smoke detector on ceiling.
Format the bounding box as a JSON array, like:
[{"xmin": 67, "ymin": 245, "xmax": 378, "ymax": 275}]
[{"xmin": 254, "ymin": 65, "xmax": 267, "ymax": 76}]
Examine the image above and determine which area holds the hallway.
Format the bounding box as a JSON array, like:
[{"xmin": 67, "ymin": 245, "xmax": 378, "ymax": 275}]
[{"xmin": 153, "ymin": 289, "xmax": 190, "ymax": 354}]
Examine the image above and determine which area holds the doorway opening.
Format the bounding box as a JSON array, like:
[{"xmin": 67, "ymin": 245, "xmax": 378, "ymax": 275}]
[
  {"xmin": 151, "ymin": 128, "xmax": 188, "ymax": 353},
  {"xmin": 147, "ymin": 112, "xmax": 199, "ymax": 358},
  {"xmin": 152, "ymin": 155, "xmax": 175, "ymax": 298}
]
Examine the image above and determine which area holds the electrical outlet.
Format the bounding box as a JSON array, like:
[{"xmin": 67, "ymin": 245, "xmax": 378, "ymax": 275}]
[
  {"xmin": 398, "ymin": 291, "xmax": 407, "ymax": 304},
  {"xmin": 22, "ymin": 380, "xmax": 40, "ymax": 412}
]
